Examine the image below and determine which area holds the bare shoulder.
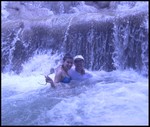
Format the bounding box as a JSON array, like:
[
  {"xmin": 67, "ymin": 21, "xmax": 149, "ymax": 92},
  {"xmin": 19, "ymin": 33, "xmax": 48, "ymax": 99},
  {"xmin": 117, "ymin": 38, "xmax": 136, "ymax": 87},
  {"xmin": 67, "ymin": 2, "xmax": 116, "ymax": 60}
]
[
  {"xmin": 55, "ymin": 66, "xmax": 63, "ymax": 75},
  {"xmin": 55, "ymin": 65, "xmax": 62, "ymax": 72},
  {"xmin": 54, "ymin": 66, "xmax": 63, "ymax": 83}
]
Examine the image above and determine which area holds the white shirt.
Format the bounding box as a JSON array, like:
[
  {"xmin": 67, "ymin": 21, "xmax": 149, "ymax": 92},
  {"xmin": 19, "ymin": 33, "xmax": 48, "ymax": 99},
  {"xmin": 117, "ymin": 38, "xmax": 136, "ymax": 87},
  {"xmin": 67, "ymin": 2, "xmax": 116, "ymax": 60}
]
[{"xmin": 68, "ymin": 67, "xmax": 92, "ymax": 81}]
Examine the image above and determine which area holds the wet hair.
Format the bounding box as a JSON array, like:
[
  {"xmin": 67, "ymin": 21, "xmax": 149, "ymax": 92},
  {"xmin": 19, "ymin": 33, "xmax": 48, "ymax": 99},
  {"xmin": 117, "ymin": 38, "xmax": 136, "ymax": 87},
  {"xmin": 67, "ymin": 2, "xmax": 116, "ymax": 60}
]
[{"xmin": 63, "ymin": 53, "xmax": 73, "ymax": 61}]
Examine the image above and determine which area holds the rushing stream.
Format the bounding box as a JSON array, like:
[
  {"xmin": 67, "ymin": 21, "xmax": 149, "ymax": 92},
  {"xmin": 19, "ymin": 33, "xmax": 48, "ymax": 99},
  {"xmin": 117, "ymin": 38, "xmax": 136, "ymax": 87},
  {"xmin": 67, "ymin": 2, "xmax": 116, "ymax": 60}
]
[{"xmin": 2, "ymin": 1, "xmax": 148, "ymax": 125}]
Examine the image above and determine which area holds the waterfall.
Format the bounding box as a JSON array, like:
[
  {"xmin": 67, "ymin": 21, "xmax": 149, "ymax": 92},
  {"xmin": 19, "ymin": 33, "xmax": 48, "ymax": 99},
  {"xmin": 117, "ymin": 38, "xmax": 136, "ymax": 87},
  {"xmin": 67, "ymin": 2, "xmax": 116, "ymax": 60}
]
[
  {"xmin": 1, "ymin": 1, "xmax": 148, "ymax": 76},
  {"xmin": 2, "ymin": 1, "xmax": 148, "ymax": 126},
  {"xmin": 113, "ymin": 13, "xmax": 148, "ymax": 74}
]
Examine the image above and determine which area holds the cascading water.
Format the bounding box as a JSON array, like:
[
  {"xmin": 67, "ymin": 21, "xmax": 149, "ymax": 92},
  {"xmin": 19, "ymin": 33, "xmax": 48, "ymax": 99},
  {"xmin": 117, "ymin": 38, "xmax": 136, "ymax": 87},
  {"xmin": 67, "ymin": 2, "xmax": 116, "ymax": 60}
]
[
  {"xmin": 112, "ymin": 13, "xmax": 148, "ymax": 74},
  {"xmin": 2, "ymin": 1, "xmax": 148, "ymax": 125},
  {"xmin": 2, "ymin": 1, "xmax": 148, "ymax": 74}
]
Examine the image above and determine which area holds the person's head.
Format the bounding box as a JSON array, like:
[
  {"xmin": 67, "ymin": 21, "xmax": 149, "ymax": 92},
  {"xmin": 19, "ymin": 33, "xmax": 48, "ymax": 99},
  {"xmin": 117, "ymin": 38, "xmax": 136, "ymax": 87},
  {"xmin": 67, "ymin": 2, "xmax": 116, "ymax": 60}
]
[
  {"xmin": 74, "ymin": 55, "xmax": 84, "ymax": 70},
  {"xmin": 62, "ymin": 53, "xmax": 73, "ymax": 70}
]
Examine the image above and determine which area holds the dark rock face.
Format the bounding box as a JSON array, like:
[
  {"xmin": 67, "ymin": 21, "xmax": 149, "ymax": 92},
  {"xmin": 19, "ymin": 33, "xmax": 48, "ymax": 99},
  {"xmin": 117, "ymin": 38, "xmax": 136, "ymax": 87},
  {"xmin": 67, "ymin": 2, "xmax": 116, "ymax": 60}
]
[{"xmin": 85, "ymin": 1, "xmax": 110, "ymax": 9}]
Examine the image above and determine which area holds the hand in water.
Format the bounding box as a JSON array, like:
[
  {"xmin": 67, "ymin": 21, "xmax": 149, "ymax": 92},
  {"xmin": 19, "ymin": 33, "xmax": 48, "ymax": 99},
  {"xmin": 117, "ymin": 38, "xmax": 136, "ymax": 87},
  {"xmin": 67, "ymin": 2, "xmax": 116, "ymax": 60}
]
[
  {"xmin": 45, "ymin": 76, "xmax": 53, "ymax": 83},
  {"xmin": 45, "ymin": 76, "xmax": 55, "ymax": 88}
]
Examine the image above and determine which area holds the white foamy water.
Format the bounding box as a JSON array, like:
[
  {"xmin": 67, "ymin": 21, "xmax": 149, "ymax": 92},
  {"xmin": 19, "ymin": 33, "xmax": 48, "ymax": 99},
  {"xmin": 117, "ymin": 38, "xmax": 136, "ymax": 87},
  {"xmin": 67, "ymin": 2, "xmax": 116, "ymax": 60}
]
[
  {"xmin": 1, "ymin": 1, "xmax": 148, "ymax": 126},
  {"xmin": 1, "ymin": 1, "xmax": 9, "ymax": 20},
  {"xmin": 2, "ymin": 54, "xmax": 148, "ymax": 125}
]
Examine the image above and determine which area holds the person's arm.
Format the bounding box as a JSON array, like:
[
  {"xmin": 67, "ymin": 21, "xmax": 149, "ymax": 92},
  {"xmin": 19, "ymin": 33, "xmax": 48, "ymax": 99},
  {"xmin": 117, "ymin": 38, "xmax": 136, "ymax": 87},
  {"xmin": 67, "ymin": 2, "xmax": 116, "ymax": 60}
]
[
  {"xmin": 45, "ymin": 76, "xmax": 55, "ymax": 88},
  {"xmin": 84, "ymin": 69, "xmax": 93, "ymax": 78},
  {"xmin": 45, "ymin": 68, "xmax": 63, "ymax": 88},
  {"xmin": 54, "ymin": 70, "xmax": 62, "ymax": 83}
]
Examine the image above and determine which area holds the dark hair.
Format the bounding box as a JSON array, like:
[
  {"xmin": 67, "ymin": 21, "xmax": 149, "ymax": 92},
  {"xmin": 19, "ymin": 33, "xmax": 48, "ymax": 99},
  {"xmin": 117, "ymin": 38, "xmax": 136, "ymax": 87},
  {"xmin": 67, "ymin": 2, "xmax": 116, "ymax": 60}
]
[{"xmin": 63, "ymin": 53, "xmax": 73, "ymax": 61}]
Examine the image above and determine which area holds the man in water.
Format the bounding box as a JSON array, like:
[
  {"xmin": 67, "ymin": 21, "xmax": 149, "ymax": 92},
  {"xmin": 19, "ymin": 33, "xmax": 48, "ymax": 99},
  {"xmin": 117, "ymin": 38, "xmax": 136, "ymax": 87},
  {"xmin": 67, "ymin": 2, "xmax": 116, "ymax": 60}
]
[{"xmin": 68, "ymin": 55, "xmax": 92, "ymax": 81}]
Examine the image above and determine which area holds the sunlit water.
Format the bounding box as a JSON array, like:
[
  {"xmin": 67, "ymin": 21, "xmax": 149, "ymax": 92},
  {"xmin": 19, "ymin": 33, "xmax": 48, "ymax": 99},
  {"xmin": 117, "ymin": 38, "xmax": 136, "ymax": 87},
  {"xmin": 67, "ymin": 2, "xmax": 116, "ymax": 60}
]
[
  {"xmin": 2, "ymin": 66, "xmax": 148, "ymax": 125},
  {"xmin": 1, "ymin": 1, "xmax": 148, "ymax": 126}
]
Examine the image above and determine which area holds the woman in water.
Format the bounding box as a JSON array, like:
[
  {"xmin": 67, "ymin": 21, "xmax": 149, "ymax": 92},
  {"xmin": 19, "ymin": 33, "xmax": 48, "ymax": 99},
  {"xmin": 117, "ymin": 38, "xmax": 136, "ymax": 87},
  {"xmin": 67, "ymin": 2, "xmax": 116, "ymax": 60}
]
[{"xmin": 45, "ymin": 53, "xmax": 73, "ymax": 88}]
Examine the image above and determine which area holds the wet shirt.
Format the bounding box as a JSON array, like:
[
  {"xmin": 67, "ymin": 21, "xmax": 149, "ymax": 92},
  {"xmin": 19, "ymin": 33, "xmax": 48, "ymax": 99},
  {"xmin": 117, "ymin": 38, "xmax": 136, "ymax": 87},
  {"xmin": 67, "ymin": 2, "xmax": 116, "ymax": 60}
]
[{"xmin": 68, "ymin": 68, "xmax": 92, "ymax": 81}]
